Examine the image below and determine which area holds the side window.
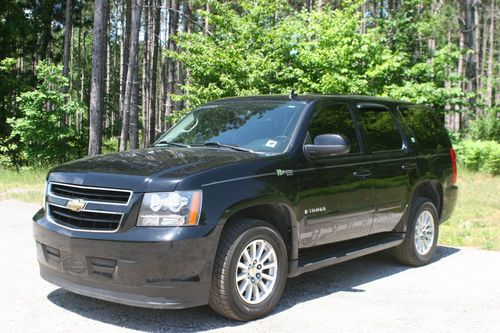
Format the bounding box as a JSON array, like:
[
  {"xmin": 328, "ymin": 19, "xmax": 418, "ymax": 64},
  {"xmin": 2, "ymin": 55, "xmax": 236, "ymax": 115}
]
[
  {"xmin": 359, "ymin": 108, "xmax": 403, "ymax": 152},
  {"xmin": 399, "ymin": 106, "xmax": 447, "ymax": 150},
  {"xmin": 309, "ymin": 104, "xmax": 360, "ymax": 153}
]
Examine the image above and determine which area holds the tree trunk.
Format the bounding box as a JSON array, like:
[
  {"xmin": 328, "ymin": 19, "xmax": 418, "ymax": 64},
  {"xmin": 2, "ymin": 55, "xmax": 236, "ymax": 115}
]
[
  {"xmin": 360, "ymin": 1, "xmax": 366, "ymax": 34},
  {"xmin": 479, "ymin": 5, "xmax": 489, "ymax": 93},
  {"xmin": 80, "ymin": 30, "xmax": 86, "ymax": 106},
  {"xmin": 204, "ymin": 2, "xmax": 210, "ymax": 33},
  {"xmin": 176, "ymin": 0, "xmax": 187, "ymax": 112},
  {"xmin": 461, "ymin": 0, "xmax": 477, "ymax": 122},
  {"xmin": 119, "ymin": 0, "xmax": 132, "ymax": 150},
  {"xmin": 160, "ymin": 0, "xmax": 169, "ymax": 132},
  {"xmin": 485, "ymin": 0, "xmax": 496, "ymax": 108},
  {"xmin": 62, "ymin": 0, "xmax": 72, "ymax": 82},
  {"xmin": 129, "ymin": 67, "xmax": 139, "ymax": 149},
  {"xmin": 474, "ymin": 0, "xmax": 482, "ymax": 114},
  {"xmin": 165, "ymin": 0, "xmax": 178, "ymax": 130},
  {"xmin": 149, "ymin": 0, "xmax": 161, "ymax": 144},
  {"xmin": 317, "ymin": 0, "xmax": 323, "ymax": 12},
  {"xmin": 456, "ymin": 19, "xmax": 465, "ymax": 131},
  {"xmin": 105, "ymin": 1, "xmax": 111, "ymax": 133},
  {"xmin": 88, "ymin": 0, "xmax": 109, "ymax": 156},
  {"xmin": 142, "ymin": 0, "xmax": 150, "ymax": 147},
  {"xmin": 306, "ymin": 0, "xmax": 313, "ymax": 12},
  {"xmin": 120, "ymin": 0, "xmax": 143, "ymax": 151}
]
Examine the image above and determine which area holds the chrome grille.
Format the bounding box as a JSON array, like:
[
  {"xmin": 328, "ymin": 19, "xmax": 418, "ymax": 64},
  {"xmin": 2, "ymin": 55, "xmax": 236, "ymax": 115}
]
[
  {"xmin": 50, "ymin": 183, "xmax": 131, "ymax": 204},
  {"xmin": 46, "ymin": 182, "xmax": 132, "ymax": 232},
  {"xmin": 48, "ymin": 204, "xmax": 122, "ymax": 231}
]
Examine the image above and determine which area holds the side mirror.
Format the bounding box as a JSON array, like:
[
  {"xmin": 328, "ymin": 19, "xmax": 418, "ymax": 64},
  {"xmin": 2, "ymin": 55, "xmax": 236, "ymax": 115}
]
[{"xmin": 304, "ymin": 134, "xmax": 350, "ymax": 158}]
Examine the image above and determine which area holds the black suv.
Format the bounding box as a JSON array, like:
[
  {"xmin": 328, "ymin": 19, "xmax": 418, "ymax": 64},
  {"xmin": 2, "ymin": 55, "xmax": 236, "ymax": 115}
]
[{"xmin": 34, "ymin": 95, "xmax": 458, "ymax": 321}]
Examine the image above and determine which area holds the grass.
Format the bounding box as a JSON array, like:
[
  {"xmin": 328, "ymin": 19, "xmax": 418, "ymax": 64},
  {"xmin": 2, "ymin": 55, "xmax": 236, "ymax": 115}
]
[
  {"xmin": 0, "ymin": 167, "xmax": 48, "ymax": 204},
  {"xmin": 0, "ymin": 167, "xmax": 498, "ymax": 250},
  {"xmin": 440, "ymin": 170, "xmax": 500, "ymax": 251}
]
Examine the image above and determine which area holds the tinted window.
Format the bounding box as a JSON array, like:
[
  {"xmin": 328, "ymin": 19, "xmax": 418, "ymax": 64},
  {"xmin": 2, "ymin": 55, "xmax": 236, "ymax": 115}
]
[
  {"xmin": 309, "ymin": 104, "xmax": 360, "ymax": 153},
  {"xmin": 399, "ymin": 106, "xmax": 447, "ymax": 150},
  {"xmin": 359, "ymin": 109, "xmax": 402, "ymax": 152}
]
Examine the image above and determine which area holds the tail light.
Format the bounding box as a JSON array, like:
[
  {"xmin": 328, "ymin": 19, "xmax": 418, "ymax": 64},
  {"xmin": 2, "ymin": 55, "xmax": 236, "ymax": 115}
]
[{"xmin": 450, "ymin": 148, "xmax": 457, "ymax": 185}]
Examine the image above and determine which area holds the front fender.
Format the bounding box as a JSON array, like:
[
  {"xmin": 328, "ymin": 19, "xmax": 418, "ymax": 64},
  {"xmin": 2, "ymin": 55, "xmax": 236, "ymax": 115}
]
[{"xmin": 200, "ymin": 173, "xmax": 301, "ymax": 260}]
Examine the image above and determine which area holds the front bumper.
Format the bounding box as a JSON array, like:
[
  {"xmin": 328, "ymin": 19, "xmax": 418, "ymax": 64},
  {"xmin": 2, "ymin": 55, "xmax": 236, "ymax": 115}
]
[{"xmin": 34, "ymin": 212, "xmax": 220, "ymax": 309}]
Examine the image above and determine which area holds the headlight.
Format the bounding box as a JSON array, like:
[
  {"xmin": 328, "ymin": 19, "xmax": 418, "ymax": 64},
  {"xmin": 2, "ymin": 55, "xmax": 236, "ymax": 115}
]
[{"xmin": 137, "ymin": 191, "xmax": 202, "ymax": 227}]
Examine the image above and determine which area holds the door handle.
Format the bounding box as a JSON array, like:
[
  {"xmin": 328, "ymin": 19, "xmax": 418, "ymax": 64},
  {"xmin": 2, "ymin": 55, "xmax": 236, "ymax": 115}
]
[
  {"xmin": 402, "ymin": 162, "xmax": 417, "ymax": 171},
  {"xmin": 353, "ymin": 169, "xmax": 372, "ymax": 178}
]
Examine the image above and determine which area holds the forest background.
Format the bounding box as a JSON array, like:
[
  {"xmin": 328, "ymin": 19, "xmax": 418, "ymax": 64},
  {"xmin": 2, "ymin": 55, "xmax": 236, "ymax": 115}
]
[{"xmin": 0, "ymin": 0, "xmax": 498, "ymax": 170}]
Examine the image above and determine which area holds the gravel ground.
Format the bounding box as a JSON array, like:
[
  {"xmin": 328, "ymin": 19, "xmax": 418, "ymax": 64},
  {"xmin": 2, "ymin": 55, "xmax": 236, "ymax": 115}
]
[{"xmin": 1, "ymin": 199, "xmax": 500, "ymax": 333}]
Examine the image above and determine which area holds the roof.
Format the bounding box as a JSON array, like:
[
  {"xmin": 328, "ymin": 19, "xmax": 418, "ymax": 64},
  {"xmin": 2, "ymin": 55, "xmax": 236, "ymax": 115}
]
[{"xmin": 209, "ymin": 94, "xmax": 414, "ymax": 105}]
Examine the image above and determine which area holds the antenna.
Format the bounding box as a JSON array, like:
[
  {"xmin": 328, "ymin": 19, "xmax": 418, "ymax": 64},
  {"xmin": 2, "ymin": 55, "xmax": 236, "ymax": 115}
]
[{"xmin": 289, "ymin": 89, "xmax": 298, "ymax": 99}]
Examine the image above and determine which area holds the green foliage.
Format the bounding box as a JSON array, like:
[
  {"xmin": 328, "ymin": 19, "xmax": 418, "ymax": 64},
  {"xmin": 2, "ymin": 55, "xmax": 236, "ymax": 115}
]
[
  {"xmin": 383, "ymin": 44, "xmax": 464, "ymax": 113},
  {"xmin": 171, "ymin": 1, "xmax": 407, "ymax": 109},
  {"xmin": 102, "ymin": 137, "xmax": 119, "ymax": 154},
  {"xmin": 171, "ymin": 0, "xmax": 469, "ymax": 119},
  {"xmin": 7, "ymin": 62, "xmax": 88, "ymax": 165},
  {"xmin": 454, "ymin": 140, "xmax": 500, "ymax": 175},
  {"xmin": 467, "ymin": 111, "xmax": 500, "ymax": 142}
]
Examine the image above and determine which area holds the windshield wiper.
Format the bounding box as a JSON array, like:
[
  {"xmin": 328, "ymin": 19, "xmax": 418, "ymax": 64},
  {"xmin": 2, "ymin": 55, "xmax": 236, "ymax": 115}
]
[
  {"xmin": 202, "ymin": 141, "xmax": 255, "ymax": 153},
  {"xmin": 155, "ymin": 141, "xmax": 191, "ymax": 148}
]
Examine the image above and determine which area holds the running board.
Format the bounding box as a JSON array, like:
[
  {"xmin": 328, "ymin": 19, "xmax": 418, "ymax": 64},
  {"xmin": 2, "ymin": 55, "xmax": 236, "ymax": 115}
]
[{"xmin": 288, "ymin": 233, "xmax": 405, "ymax": 277}]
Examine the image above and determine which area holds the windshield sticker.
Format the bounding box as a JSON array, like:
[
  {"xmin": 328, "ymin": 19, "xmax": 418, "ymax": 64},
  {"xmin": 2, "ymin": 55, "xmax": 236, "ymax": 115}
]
[{"xmin": 266, "ymin": 140, "xmax": 278, "ymax": 148}]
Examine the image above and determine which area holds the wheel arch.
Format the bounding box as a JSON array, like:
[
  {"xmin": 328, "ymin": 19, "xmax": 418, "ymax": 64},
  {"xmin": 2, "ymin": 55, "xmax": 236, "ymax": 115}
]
[
  {"xmin": 218, "ymin": 201, "xmax": 299, "ymax": 262},
  {"xmin": 410, "ymin": 178, "xmax": 443, "ymax": 220}
]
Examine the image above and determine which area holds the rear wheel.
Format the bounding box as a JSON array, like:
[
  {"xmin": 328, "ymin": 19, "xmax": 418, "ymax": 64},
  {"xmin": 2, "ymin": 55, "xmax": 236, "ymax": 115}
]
[
  {"xmin": 394, "ymin": 197, "xmax": 439, "ymax": 266},
  {"xmin": 209, "ymin": 219, "xmax": 287, "ymax": 321}
]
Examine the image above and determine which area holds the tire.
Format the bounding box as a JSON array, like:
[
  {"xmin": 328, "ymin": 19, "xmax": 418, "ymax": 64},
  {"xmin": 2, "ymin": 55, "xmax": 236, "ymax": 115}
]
[
  {"xmin": 209, "ymin": 219, "xmax": 288, "ymax": 321},
  {"xmin": 393, "ymin": 197, "xmax": 439, "ymax": 266}
]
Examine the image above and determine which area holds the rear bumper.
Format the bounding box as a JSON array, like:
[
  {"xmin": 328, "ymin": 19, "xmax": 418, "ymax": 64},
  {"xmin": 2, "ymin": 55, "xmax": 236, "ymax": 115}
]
[
  {"xmin": 441, "ymin": 184, "xmax": 458, "ymax": 223},
  {"xmin": 34, "ymin": 213, "xmax": 220, "ymax": 309}
]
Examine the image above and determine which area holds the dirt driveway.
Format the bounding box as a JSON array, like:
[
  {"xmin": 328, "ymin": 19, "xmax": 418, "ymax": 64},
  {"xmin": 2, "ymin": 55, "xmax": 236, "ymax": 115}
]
[{"xmin": 1, "ymin": 199, "xmax": 499, "ymax": 333}]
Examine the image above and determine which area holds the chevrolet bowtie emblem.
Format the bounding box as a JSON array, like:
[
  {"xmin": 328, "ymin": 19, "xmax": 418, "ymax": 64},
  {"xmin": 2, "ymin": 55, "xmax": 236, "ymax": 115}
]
[{"xmin": 66, "ymin": 199, "xmax": 87, "ymax": 212}]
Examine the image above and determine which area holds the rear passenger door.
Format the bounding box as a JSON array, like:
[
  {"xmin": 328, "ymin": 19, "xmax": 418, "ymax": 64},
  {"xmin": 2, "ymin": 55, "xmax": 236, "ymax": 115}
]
[
  {"xmin": 297, "ymin": 103, "xmax": 375, "ymax": 248},
  {"xmin": 355, "ymin": 104, "xmax": 415, "ymax": 234}
]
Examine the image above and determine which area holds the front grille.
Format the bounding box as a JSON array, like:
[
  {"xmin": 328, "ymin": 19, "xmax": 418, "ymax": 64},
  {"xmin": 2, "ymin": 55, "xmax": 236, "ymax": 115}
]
[
  {"xmin": 50, "ymin": 183, "xmax": 131, "ymax": 204},
  {"xmin": 48, "ymin": 204, "xmax": 122, "ymax": 231}
]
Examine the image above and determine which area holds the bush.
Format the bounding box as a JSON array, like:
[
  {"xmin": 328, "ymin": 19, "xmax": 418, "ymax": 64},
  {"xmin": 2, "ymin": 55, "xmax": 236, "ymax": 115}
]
[
  {"xmin": 7, "ymin": 62, "xmax": 88, "ymax": 165},
  {"xmin": 467, "ymin": 112, "xmax": 500, "ymax": 142},
  {"xmin": 454, "ymin": 140, "xmax": 500, "ymax": 175}
]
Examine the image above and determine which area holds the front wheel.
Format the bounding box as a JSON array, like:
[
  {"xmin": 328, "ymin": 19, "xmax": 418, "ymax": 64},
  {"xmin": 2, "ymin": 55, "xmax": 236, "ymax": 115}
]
[
  {"xmin": 393, "ymin": 197, "xmax": 439, "ymax": 266},
  {"xmin": 209, "ymin": 219, "xmax": 287, "ymax": 321}
]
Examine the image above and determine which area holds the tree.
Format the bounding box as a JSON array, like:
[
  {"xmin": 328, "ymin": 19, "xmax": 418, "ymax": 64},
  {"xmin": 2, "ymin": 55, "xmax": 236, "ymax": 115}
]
[
  {"xmin": 8, "ymin": 62, "xmax": 87, "ymax": 164},
  {"xmin": 119, "ymin": 0, "xmax": 132, "ymax": 148},
  {"xmin": 485, "ymin": 0, "xmax": 496, "ymax": 108},
  {"xmin": 164, "ymin": 0, "xmax": 179, "ymax": 129},
  {"xmin": 119, "ymin": 0, "xmax": 143, "ymax": 151},
  {"xmin": 460, "ymin": 0, "xmax": 478, "ymax": 115},
  {"xmin": 62, "ymin": 0, "xmax": 72, "ymax": 81},
  {"xmin": 88, "ymin": 0, "xmax": 108, "ymax": 156},
  {"xmin": 147, "ymin": 0, "xmax": 161, "ymax": 145},
  {"xmin": 1, "ymin": 0, "xmax": 500, "ymax": 166}
]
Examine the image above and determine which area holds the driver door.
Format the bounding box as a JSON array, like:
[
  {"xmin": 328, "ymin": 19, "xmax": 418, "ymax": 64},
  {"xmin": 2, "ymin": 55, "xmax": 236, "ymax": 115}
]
[{"xmin": 297, "ymin": 103, "xmax": 375, "ymax": 248}]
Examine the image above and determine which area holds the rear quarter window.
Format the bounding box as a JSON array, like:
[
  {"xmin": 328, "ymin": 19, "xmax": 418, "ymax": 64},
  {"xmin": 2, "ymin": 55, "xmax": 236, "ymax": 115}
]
[{"xmin": 399, "ymin": 105, "xmax": 449, "ymax": 151}]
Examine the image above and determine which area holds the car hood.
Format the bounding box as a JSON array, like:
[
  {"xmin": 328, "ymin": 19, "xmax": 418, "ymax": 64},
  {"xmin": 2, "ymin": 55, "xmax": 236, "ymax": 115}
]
[{"xmin": 48, "ymin": 147, "xmax": 260, "ymax": 192}]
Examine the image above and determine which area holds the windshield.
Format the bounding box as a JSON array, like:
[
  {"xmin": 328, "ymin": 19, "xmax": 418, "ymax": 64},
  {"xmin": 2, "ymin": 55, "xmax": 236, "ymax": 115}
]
[{"xmin": 155, "ymin": 100, "xmax": 306, "ymax": 154}]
